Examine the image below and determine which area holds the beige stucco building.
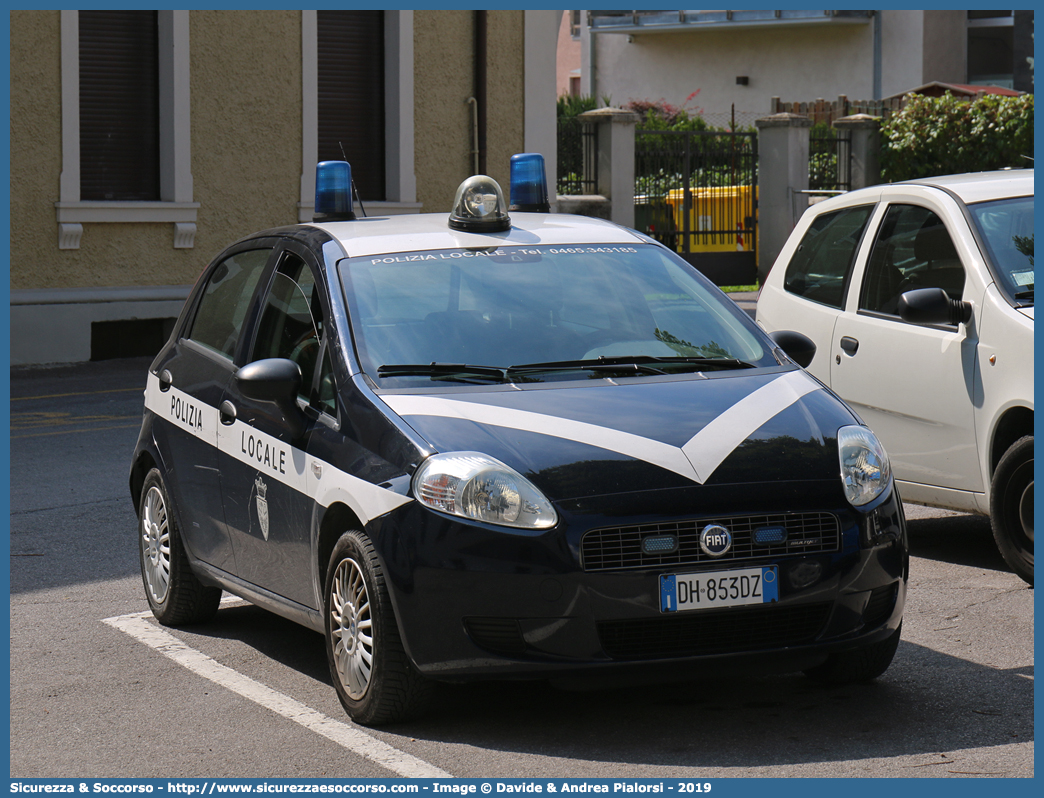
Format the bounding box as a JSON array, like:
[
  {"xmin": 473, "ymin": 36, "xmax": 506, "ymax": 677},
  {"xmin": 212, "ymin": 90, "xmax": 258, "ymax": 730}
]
[
  {"xmin": 575, "ymin": 10, "xmax": 1030, "ymax": 129},
  {"xmin": 10, "ymin": 9, "xmax": 562, "ymax": 365}
]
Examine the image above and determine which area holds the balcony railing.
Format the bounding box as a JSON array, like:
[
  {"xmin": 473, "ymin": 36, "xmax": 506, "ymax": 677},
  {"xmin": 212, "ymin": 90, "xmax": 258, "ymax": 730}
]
[{"xmin": 588, "ymin": 10, "xmax": 874, "ymax": 34}]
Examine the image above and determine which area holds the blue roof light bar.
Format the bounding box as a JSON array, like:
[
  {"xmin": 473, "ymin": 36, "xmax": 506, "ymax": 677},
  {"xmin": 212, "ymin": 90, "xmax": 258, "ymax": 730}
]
[
  {"xmin": 314, "ymin": 161, "xmax": 356, "ymax": 222},
  {"xmin": 509, "ymin": 153, "xmax": 550, "ymax": 213}
]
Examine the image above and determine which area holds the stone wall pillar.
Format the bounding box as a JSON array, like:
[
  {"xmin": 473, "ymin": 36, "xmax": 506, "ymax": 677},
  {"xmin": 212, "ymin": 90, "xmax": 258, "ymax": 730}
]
[
  {"xmin": 576, "ymin": 107, "xmax": 640, "ymax": 228},
  {"xmin": 754, "ymin": 113, "xmax": 812, "ymax": 284},
  {"xmin": 833, "ymin": 114, "xmax": 881, "ymax": 190}
]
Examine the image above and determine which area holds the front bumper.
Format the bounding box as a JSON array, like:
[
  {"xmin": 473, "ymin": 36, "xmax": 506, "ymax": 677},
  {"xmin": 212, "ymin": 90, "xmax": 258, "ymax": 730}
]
[{"xmin": 367, "ymin": 480, "xmax": 907, "ymax": 679}]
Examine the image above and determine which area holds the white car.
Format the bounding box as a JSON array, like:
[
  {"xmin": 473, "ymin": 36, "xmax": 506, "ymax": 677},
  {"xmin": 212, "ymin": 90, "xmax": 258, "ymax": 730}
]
[{"xmin": 757, "ymin": 170, "xmax": 1033, "ymax": 584}]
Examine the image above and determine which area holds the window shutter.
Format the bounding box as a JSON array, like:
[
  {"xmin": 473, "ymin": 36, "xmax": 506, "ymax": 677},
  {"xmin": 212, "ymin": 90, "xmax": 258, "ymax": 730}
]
[
  {"xmin": 79, "ymin": 10, "xmax": 160, "ymax": 202},
  {"xmin": 317, "ymin": 11, "xmax": 385, "ymax": 202}
]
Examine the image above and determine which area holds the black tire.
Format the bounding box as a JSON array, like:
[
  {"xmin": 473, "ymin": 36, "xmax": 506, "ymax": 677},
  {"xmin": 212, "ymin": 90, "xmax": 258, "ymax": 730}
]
[
  {"xmin": 138, "ymin": 468, "xmax": 222, "ymax": 625},
  {"xmin": 324, "ymin": 530, "xmax": 433, "ymax": 725},
  {"xmin": 803, "ymin": 623, "xmax": 902, "ymax": 684},
  {"xmin": 990, "ymin": 436, "xmax": 1033, "ymax": 585}
]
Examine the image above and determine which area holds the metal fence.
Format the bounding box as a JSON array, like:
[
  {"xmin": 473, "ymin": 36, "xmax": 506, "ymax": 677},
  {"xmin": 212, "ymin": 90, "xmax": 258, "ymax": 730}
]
[
  {"xmin": 556, "ymin": 117, "xmax": 598, "ymax": 195},
  {"xmin": 809, "ymin": 128, "xmax": 852, "ymax": 192},
  {"xmin": 634, "ymin": 128, "xmax": 758, "ymax": 285}
]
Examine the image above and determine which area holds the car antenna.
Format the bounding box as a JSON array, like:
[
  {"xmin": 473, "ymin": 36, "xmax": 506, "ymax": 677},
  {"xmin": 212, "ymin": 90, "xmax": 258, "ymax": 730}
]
[{"xmin": 340, "ymin": 142, "xmax": 367, "ymax": 217}]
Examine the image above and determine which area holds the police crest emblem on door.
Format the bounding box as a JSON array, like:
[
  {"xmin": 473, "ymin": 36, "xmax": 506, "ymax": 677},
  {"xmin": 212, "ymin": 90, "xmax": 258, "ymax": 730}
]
[{"xmin": 254, "ymin": 476, "xmax": 270, "ymax": 541}]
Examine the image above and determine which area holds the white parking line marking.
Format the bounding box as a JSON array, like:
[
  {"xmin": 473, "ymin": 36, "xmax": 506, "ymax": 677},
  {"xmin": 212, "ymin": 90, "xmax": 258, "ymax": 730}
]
[{"xmin": 104, "ymin": 610, "xmax": 452, "ymax": 778}]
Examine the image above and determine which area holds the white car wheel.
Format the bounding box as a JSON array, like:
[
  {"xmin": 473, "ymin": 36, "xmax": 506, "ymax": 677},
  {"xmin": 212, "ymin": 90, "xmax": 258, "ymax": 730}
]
[{"xmin": 991, "ymin": 436, "xmax": 1033, "ymax": 585}]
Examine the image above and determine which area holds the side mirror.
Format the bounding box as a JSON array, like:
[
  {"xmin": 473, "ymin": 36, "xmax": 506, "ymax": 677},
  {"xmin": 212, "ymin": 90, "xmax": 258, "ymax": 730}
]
[
  {"xmin": 235, "ymin": 358, "xmax": 306, "ymax": 438},
  {"xmin": 769, "ymin": 330, "xmax": 816, "ymax": 369},
  {"xmin": 898, "ymin": 287, "xmax": 972, "ymax": 326}
]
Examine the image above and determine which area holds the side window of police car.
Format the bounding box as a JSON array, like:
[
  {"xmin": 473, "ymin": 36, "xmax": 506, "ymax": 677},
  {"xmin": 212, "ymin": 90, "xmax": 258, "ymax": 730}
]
[
  {"xmin": 189, "ymin": 249, "xmax": 271, "ymax": 358},
  {"xmin": 783, "ymin": 205, "xmax": 874, "ymax": 308},
  {"xmin": 860, "ymin": 205, "xmax": 965, "ymax": 318},
  {"xmin": 252, "ymin": 252, "xmax": 334, "ymax": 411}
]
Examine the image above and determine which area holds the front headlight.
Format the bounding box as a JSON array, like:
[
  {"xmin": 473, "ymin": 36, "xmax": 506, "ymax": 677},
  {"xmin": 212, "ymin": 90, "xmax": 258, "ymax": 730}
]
[
  {"xmin": 412, "ymin": 452, "xmax": 557, "ymax": 529},
  {"xmin": 838, "ymin": 426, "xmax": 892, "ymax": 507}
]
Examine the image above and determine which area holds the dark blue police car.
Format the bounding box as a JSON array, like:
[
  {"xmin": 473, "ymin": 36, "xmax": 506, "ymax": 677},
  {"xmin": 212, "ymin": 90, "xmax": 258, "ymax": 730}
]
[{"xmin": 131, "ymin": 155, "xmax": 908, "ymax": 725}]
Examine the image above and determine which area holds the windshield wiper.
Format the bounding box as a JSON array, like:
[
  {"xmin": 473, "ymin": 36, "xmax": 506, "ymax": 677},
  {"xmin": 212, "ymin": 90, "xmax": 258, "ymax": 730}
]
[
  {"xmin": 507, "ymin": 361, "xmax": 668, "ymax": 378},
  {"xmin": 377, "ymin": 363, "xmax": 507, "ymax": 382},
  {"xmin": 378, "ymin": 355, "xmax": 757, "ymax": 384},
  {"xmin": 1013, "ymin": 288, "xmax": 1034, "ymax": 301},
  {"xmin": 507, "ymin": 355, "xmax": 756, "ymax": 377},
  {"xmin": 642, "ymin": 356, "xmax": 757, "ymax": 370}
]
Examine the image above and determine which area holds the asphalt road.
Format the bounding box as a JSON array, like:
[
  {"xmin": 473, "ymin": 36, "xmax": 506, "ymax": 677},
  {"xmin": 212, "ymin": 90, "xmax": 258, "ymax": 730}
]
[{"xmin": 8, "ymin": 355, "xmax": 1034, "ymax": 780}]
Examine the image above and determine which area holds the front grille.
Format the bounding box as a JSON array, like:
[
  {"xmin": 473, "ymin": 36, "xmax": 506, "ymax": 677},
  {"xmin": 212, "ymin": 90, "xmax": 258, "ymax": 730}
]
[
  {"xmin": 598, "ymin": 602, "xmax": 832, "ymax": 660},
  {"xmin": 580, "ymin": 512, "xmax": 840, "ymax": 572}
]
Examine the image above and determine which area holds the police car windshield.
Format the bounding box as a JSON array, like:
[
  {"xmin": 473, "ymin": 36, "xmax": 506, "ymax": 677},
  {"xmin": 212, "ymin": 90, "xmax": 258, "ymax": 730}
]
[{"xmin": 342, "ymin": 243, "xmax": 770, "ymax": 386}]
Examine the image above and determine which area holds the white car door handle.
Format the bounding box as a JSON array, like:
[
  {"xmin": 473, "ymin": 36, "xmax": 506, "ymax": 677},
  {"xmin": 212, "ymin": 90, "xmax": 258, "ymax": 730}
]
[{"xmin": 840, "ymin": 336, "xmax": 859, "ymax": 356}]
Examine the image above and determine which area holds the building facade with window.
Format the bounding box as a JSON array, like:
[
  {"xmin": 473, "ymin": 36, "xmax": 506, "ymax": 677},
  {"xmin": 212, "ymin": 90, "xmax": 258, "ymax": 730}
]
[
  {"xmin": 569, "ymin": 10, "xmax": 1032, "ymax": 129},
  {"xmin": 10, "ymin": 9, "xmax": 561, "ymax": 365}
]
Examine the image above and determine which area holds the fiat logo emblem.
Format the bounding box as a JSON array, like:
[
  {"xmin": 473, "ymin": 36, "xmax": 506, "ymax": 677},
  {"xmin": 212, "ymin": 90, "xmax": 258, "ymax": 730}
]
[{"xmin": 700, "ymin": 524, "xmax": 733, "ymax": 557}]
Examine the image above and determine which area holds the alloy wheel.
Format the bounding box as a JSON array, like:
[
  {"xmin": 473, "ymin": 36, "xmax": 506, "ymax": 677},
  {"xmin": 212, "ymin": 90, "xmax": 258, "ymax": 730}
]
[
  {"xmin": 329, "ymin": 557, "xmax": 374, "ymax": 700},
  {"xmin": 141, "ymin": 485, "xmax": 171, "ymax": 605}
]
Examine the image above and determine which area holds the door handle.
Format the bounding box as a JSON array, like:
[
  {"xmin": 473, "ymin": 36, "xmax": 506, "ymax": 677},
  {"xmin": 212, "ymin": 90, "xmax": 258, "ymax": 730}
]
[
  {"xmin": 219, "ymin": 400, "xmax": 237, "ymax": 426},
  {"xmin": 159, "ymin": 369, "xmax": 173, "ymax": 392},
  {"xmin": 839, "ymin": 336, "xmax": 859, "ymax": 356}
]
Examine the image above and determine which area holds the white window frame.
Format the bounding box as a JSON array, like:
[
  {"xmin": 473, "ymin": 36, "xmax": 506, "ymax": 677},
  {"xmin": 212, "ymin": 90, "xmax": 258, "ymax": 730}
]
[
  {"xmin": 299, "ymin": 10, "xmax": 419, "ymax": 220},
  {"xmin": 56, "ymin": 9, "xmax": 198, "ymax": 250}
]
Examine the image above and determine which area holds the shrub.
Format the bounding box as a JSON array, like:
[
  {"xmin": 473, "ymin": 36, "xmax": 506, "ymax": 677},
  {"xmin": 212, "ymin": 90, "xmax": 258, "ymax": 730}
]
[
  {"xmin": 881, "ymin": 92, "xmax": 1034, "ymax": 181},
  {"xmin": 556, "ymin": 94, "xmax": 597, "ymax": 120},
  {"xmin": 624, "ymin": 91, "xmax": 707, "ymax": 132}
]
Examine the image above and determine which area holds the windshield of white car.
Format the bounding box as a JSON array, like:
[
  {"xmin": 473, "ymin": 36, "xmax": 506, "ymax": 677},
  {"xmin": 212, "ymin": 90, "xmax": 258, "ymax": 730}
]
[
  {"xmin": 342, "ymin": 244, "xmax": 772, "ymax": 386},
  {"xmin": 969, "ymin": 196, "xmax": 1034, "ymax": 305}
]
